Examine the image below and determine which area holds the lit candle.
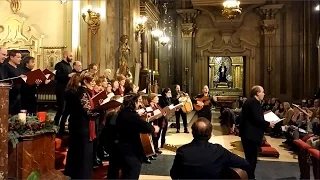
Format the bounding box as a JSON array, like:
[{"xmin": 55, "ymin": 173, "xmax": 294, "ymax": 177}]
[
  {"xmin": 148, "ymin": 70, "xmax": 152, "ymax": 83},
  {"xmin": 19, "ymin": 112, "xmax": 27, "ymax": 124},
  {"xmin": 152, "ymin": 71, "xmax": 155, "ymax": 83}
]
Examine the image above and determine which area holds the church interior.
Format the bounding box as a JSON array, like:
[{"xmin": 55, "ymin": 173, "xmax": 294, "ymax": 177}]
[{"xmin": 0, "ymin": 0, "xmax": 320, "ymax": 179}]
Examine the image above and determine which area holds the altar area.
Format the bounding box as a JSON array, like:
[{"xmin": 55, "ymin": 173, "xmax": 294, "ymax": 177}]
[{"xmin": 208, "ymin": 56, "xmax": 244, "ymax": 108}]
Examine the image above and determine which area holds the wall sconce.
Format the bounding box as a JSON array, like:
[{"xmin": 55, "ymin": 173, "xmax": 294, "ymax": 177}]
[
  {"xmin": 60, "ymin": 0, "xmax": 67, "ymax": 3},
  {"xmin": 159, "ymin": 36, "xmax": 170, "ymax": 46},
  {"xmin": 82, "ymin": 5, "xmax": 101, "ymax": 35},
  {"xmin": 151, "ymin": 29, "xmax": 163, "ymax": 41},
  {"xmin": 135, "ymin": 16, "xmax": 147, "ymax": 41}
]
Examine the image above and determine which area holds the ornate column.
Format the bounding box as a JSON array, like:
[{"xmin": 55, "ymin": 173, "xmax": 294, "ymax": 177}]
[
  {"xmin": 177, "ymin": 9, "xmax": 198, "ymax": 93},
  {"xmin": 258, "ymin": 4, "xmax": 283, "ymax": 95},
  {"xmin": 141, "ymin": 32, "xmax": 148, "ymax": 70},
  {"xmin": 318, "ymin": 36, "xmax": 320, "ymax": 87}
]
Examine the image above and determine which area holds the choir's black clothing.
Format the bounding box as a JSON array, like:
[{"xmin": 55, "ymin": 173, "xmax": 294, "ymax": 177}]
[
  {"xmin": 239, "ymin": 97, "xmax": 270, "ymax": 179},
  {"xmin": 194, "ymin": 94, "xmax": 216, "ymax": 122},
  {"xmin": 170, "ymin": 139, "xmax": 250, "ymax": 179},
  {"xmin": 20, "ymin": 67, "xmax": 37, "ymax": 114},
  {"xmin": 54, "ymin": 60, "xmax": 72, "ymax": 127},
  {"xmin": 105, "ymin": 113, "xmax": 120, "ymax": 179},
  {"xmin": 1, "ymin": 63, "xmax": 23, "ymax": 115},
  {"xmin": 64, "ymin": 87, "xmax": 95, "ymax": 179},
  {"xmin": 159, "ymin": 96, "xmax": 171, "ymax": 146},
  {"xmin": 72, "ymin": 68, "xmax": 81, "ymax": 74},
  {"xmin": 172, "ymin": 91, "xmax": 188, "ymax": 130},
  {"xmin": 113, "ymin": 108, "xmax": 155, "ymax": 179},
  {"xmin": 0, "ymin": 62, "xmax": 3, "ymax": 80}
]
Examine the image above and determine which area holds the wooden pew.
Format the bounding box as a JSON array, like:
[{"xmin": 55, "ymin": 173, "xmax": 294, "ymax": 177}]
[
  {"xmin": 37, "ymin": 81, "xmax": 57, "ymax": 110},
  {"xmin": 294, "ymin": 139, "xmax": 313, "ymax": 179},
  {"xmin": 308, "ymin": 148, "xmax": 320, "ymax": 179},
  {"xmin": 216, "ymin": 96, "xmax": 238, "ymax": 108}
]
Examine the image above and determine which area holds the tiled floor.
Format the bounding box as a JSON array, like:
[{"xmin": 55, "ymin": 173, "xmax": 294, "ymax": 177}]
[{"xmin": 139, "ymin": 110, "xmax": 298, "ymax": 179}]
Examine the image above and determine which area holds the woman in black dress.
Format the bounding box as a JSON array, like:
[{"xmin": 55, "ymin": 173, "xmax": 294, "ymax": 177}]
[
  {"xmin": 110, "ymin": 93, "xmax": 159, "ymax": 179},
  {"xmin": 158, "ymin": 88, "xmax": 172, "ymax": 148},
  {"xmin": 65, "ymin": 72, "xmax": 97, "ymax": 179}
]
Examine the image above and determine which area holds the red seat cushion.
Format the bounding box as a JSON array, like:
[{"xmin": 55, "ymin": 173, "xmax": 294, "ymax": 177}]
[
  {"xmin": 294, "ymin": 139, "xmax": 312, "ymax": 150},
  {"xmin": 302, "ymin": 135, "xmax": 312, "ymax": 142},
  {"xmin": 259, "ymin": 146, "xmax": 280, "ymax": 157},
  {"xmin": 308, "ymin": 149, "xmax": 320, "ymax": 160},
  {"xmin": 262, "ymin": 141, "xmax": 271, "ymax": 147}
]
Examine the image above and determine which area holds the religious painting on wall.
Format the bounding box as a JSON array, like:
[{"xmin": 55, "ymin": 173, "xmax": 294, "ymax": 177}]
[{"xmin": 41, "ymin": 47, "xmax": 65, "ymax": 71}]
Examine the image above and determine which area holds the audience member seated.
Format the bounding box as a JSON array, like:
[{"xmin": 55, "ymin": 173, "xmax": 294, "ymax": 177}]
[
  {"xmin": 272, "ymin": 99, "xmax": 281, "ymax": 112},
  {"xmin": 283, "ymin": 106, "xmax": 313, "ymax": 151},
  {"xmin": 306, "ymin": 123, "xmax": 320, "ymax": 150},
  {"xmin": 270, "ymin": 102, "xmax": 285, "ymax": 137},
  {"xmin": 219, "ymin": 107, "xmax": 236, "ymax": 135},
  {"xmin": 170, "ymin": 118, "xmax": 250, "ymax": 179}
]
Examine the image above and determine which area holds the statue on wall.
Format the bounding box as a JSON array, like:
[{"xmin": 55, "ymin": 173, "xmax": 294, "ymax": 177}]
[
  {"xmin": 219, "ymin": 62, "xmax": 227, "ymax": 82},
  {"xmin": 117, "ymin": 35, "xmax": 132, "ymax": 82},
  {"xmin": 116, "ymin": 59, "xmax": 133, "ymax": 82},
  {"xmin": 118, "ymin": 35, "xmax": 130, "ymax": 66}
]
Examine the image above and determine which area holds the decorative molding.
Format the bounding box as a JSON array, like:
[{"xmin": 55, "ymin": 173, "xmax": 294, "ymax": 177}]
[
  {"xmin": 181, "ymin": 23, "xmax": 197, "ymax": 38},
  {"xmin": 0, "ymin": 14, "xmax": 44, "ymax": 68},
  {"xmin": 140, "ymin": 0, "xmax": 161, "ymax": 27},
  {"xmin": 258, "ymin": 4, "xmax": 284, "ymax": 35},
  {"xmin": 177, "ymin": 9, "xmax": 200, "ymax": 24},
  {"xmin": 177, "ymin": 9, "xmax": 200, "ymax": 38},
  {"xmin": 9, "ymin": 0, "xmax": 21, "ymax": 14}
]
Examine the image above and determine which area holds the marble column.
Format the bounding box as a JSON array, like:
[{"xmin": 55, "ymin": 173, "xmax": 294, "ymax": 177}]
[
  {"xmin": 258, "ymin": 4, "xmax": 283, "ymax": 96},
  {"xmin": 0, "ymin": 84, "xmax": 10, "ymax": 179},
  {"xmin": 318, "ymin": 36, "xmax": 320, "ymax": 87},
  {"xmin": 177, "ymin": 9, "xmax": 198, "ymax": 93}
]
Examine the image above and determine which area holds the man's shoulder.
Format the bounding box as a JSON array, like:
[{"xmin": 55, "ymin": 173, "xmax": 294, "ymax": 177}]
[{"xmin": 177, "ymin": 142, "xmax": 223, "ymax": 151}]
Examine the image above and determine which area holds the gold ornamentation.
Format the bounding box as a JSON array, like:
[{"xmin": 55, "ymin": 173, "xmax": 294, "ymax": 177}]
[
  {"xmin": 9, "ymin": 0, "xmax": 21, "ymax": 14},
  {"xmin": 222, "ymin": 0, "xmax": 242, "ymax": 20},
  {"xmin": 82, "ymin": 9, "xmax": 100, "ymax": 35},
  {"xmin": 258, "ymin": 4, "xmax": 284, "ymax": 36}
]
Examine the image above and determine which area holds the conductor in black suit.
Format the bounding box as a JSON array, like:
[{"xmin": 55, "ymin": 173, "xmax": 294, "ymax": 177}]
[
  {"xmin": 170, "ymin": 118, "xmax": 250, "ymax": 179},
  {"xmin": 240, "ymin": 85, "xmax": 275, "ymax": 179}
]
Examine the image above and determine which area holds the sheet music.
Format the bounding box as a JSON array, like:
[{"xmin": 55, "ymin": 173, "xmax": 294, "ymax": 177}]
[
  {"xmin": 137, "ymin": 109, "xmax": 145, "ymax": 114},
  {"xmin": 298, "ymin": 128, "xmax": 307, "ymax": 133},
  {"xmin": 22, "ymin": 77, "xmax": 27, "ymax": 82},
  {"xmin": 116, "ymin": 97, "xmax": 124, "ymax": 103},
  {"xmin": 45, "ymin": 74, "xmax": 50, "ymax": 79},
  {"xmin": 53, "ymin": 70, "xmax": 57, "ymax": 74},
  {"xmin": 153, "ymin": 109, "xmax": 161, "ymax": 115},
  {"xmin": 146, "ymin": 107, "xmax": 153, "ymax": 112},
  {"xmin": 264, "ymin": 111, "xmax": 283, "ymax": 123},
  {"xmin": 168, "ymin": 104, "xmax": 175, "ymax": 110}
]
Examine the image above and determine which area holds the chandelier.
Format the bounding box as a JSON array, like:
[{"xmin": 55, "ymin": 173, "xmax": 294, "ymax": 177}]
[{"xmin": 222, "ymin": 0, "xmax": 242, "ymax": 20}]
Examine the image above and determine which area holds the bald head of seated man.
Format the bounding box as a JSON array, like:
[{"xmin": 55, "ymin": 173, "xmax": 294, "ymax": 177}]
[{"xmin": 170, "ymin": 118, "xmax": 250, "ymax": 179}]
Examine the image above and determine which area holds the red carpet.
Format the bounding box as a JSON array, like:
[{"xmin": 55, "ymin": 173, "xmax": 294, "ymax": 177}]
[{"xmin": 55, "ymin": 137, "xmax": 110, "ymax": 179}]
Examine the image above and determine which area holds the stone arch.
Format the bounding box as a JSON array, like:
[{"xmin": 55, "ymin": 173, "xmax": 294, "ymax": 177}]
[{"xmin": 194, "ymin": 36, "xmax": 259, "ymax": 97}]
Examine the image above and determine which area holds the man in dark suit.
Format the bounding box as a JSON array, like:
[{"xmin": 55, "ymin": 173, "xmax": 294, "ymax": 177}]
[
  {"xmin": 240, "ymin": 85, "xmax": 275, "ymax": 179},
  {"xmin": 170, "ymin": 118, "xmax": 250, "ymax": 179}
]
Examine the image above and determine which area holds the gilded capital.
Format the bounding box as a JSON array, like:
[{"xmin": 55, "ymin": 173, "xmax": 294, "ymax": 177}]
[
  {"xmin": 177, "ymin": 9, "xmax": 199, "ymax": 38},
  {"xmin": 181, "ymin": 23, "xmax": 196, "ymax": 38},
  {"xmin": 258, "ymin": 4, "xmax": 283, "ymax": 35}
]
